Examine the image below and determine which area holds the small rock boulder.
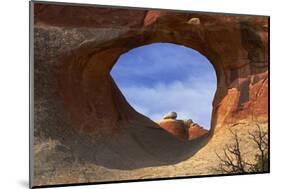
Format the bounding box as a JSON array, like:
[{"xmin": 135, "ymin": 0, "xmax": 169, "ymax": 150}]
[
  {"xmin": 162, "ymin": 112, "xmax": 177, "ymax": 120},
  {"xmin": 187, "ymin": 17, "xmax": 200, "ymax": 25}
]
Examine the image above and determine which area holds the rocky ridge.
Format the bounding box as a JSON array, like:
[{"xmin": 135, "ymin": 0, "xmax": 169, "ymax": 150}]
[{"xmin": 158, "ymin": 112, "xmax": 208, "ymax": 140}]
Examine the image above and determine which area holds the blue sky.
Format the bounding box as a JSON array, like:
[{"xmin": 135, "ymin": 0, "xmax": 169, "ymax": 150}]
[{"xmin": 110, "ymin": 43, "xmax": 216, "ymax": 129}]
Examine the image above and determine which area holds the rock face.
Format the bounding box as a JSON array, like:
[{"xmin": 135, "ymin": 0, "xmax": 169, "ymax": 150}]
[
  {"xmin": 183, "ymin": 119, "xmax": 194, "ymax": 127},
  {"xmin": 32, "ymin": 2, "xmax": 268, "ymax": 187},
  {"xmin": 159, "ymin": 119, "xmax": 186, "ymax": 140},
  {"xmin": 158, "ymin": 115, "xmax": 208, "ymax": 141},
  {"xmin": 188, "ymin": 124, "xmax": 209, "ymax": 140}
]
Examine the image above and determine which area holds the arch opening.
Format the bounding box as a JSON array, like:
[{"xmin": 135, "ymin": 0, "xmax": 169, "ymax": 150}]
[{"xmin": 111, "ymin": 43, "xmax": 217, "ymax": 139}]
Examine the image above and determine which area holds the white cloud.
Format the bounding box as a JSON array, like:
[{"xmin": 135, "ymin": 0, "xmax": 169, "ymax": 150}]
[{"xmin": 122, "ymin": 79, "xmax": 216, "ymax": 129}]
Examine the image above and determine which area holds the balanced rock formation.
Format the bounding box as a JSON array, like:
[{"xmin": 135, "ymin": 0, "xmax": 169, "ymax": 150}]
[
  {"xmin": 158, "ymin": 114, "xmax": 208, "ymax": 141},
  {"xmin": 159, "ymin": 112, "xmax": 186, "ymax": 140}
]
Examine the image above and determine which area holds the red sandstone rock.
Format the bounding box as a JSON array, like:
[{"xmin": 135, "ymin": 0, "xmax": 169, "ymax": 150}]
[
  {"xmin": 159, "ymin": 119, "xmax": 186, "ymax": 140},
  {"xmin": 144, "ymin": 10, "xmax": 164, "ymax": 26},
  {"xmin": 33, "ymin": 2, "xmax": 269, "ymax": 137},
  {"xmin": 188, "ymin": 124, "xmax": 209, "ymax": 140},
  {"xmin": 33, "ymin": 2, "xmax": 269, "ymax": 138},
  {"xmin": 158, "ymin": 118, "xmax": 209, "ymax": 141},
  {"xmin": 34, "ymin": 3, "xmax": 146, "ymax": 28}
]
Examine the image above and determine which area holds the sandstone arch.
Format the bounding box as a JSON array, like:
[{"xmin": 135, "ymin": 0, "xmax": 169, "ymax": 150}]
[
  {"xmin": 33, "ymin": 3, "xmax": 268, "ymax": 185},
  {"xmin": 56, "ymin": 12, "xmax": 268, "ymax": 134}
]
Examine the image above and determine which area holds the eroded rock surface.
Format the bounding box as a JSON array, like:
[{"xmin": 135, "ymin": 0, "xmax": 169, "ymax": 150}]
[
  {"xmin": 158, "ymin": 114, "xmax": 208, "ymax": 141},
  {"xmin": 32, "ymin": 2, "xmax": 269, "ymax": 186},
  {"xmin": 188, "ymin": 124, "xmax": 209, "ymax": 140},
  {"xmin": 159, "ymin": 119, "xmax": 186, "ymax": 140}
]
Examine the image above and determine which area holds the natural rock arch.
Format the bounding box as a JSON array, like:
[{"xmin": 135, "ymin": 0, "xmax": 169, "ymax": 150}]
[
  {"xmin": 58, "ymin": 19, "xmax": 267, "ymax": 135},
  {"xmin": 33, "ymin": 3, "xmax": 268, "ymax": 184}
]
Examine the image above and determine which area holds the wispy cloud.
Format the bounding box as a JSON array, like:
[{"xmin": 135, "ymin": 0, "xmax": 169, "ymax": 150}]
[{"xmin": 122, "ymin": 80, "xmax": 216, "ymax": 128}]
